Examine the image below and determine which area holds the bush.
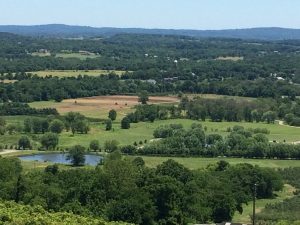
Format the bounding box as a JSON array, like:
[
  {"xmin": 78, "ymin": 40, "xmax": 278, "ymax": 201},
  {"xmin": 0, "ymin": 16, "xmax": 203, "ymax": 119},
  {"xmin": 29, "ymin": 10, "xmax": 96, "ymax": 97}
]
[
  {"xmin": 291, "ymin": 117, "xmax": 300, "ymax": 126},
  {"xmin": 121, "ymin": 117, "xmax": 130, "ymax": 129},
  {"xmin": 90, "ymin": 140, "xmax": 100, "ymax": 151},
  {"xmin": 105, "ymin": 119, "xmax": 112, "ymax": 131},
  {"xmin": 0, "ymin": 126, "xmax": 6, "ymax": 135},
  {"xmin": 104, "ymin": 140, "xmax": 119, "ymax": 152},
  {"xmin": 120, "ymin": 145, "xmax": 137, "ymax": 154},
  {"xmin": 108, "ymin": 109, "xmax": 117, "ymax": 121}
]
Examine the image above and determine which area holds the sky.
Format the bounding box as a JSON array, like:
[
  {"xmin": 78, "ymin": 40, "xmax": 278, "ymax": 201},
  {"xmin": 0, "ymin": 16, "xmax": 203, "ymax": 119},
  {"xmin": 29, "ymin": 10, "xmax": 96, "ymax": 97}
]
[{"xmin": 0, "ymin": 0, "xmax": 299, "ymax": 30}]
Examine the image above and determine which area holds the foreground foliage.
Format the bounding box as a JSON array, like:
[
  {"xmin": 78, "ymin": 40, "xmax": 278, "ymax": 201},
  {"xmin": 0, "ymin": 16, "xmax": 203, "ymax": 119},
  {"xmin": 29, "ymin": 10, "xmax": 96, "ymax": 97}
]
[
  {"xmin": 257, "ymin": 167, "xmax": 300, "ymax": 225},
  {"xmin": 0, "ymin": 201, "xmax": 129, "ymax": 225},
  {"xmin": 0, "ymin": 155, "xmax": 284, "ymax": 224}
]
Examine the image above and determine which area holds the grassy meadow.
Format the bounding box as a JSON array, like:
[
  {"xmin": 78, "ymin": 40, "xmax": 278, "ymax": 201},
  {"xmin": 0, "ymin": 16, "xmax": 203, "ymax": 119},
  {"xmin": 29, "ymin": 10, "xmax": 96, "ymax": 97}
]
[
  {"xmin": 2, "ymin": 116, "xmax": 300, "ymax": 149},
  {"xmin": 31, "ymin": 52, "xmax": 100, "ymax": 60},
  {"xmin": 27, "ymin": 69, "xmax": 128, "ymax": 78},
  {"xmin": 138, "ymin": 156, "xmax": 300, "ymax": 170},
  {"xmin": 55, "ymin": 52, "xmax": 100, "ymax": 60}
]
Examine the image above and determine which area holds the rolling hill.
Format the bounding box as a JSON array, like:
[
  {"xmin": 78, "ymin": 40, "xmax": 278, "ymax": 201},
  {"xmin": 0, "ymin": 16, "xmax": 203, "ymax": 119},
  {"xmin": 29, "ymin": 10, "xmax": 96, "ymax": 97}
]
[{"xmin": 0, "ymin": 24, "xmax": 300, "ymax": 40}]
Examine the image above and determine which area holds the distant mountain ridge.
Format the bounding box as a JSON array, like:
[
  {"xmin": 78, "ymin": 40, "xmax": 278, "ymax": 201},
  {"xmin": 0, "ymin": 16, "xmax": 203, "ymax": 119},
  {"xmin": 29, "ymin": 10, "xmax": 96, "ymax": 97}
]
[{"xmin": 0, "ymin": 24, "xmax": 300, "ymax": 40}]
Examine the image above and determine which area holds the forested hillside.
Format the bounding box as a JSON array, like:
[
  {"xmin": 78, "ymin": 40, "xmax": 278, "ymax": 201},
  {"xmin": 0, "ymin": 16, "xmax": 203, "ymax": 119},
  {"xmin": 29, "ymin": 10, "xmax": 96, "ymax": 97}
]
[
  {"xmin": 1, "ymin": 24, "xmax": 300, "ymax": 40},
  {"xmin": 0, "ymin": 33, "xmax": 300, "ymax": 101}
]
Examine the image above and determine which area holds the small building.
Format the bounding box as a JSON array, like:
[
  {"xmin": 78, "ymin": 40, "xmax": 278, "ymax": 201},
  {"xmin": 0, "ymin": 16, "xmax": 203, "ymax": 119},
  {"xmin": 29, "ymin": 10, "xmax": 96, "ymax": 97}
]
[
  {"xmin": 163, "ymin": 77, "xmax": 179, "ymax": 82},
  {"xmin": 146, "ymin": 79, "xmax": 157, "ymax": 85}
]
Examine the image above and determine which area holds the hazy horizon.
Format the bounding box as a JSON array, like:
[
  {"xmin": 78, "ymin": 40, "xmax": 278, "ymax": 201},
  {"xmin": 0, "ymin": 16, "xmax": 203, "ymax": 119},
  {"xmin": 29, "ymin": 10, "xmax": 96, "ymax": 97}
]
[
  {"xmin": 0, "ymin": 0, "xmax": 300, "ymax": 30},
  {"xmin": 1, "ymin": 23, "xmax": 299, "ymax": 31}
]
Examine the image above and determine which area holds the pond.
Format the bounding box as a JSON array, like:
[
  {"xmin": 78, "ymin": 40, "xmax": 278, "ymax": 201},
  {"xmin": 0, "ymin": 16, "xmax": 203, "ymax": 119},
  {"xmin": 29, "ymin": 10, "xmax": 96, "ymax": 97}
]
[{"xmin": 19, "ymin": 153, "xmax": 103, "ymax": 166}]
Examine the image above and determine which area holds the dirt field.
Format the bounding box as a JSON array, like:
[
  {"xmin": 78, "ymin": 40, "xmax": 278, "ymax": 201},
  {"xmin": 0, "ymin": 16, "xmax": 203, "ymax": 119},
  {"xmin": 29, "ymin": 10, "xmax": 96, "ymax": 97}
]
[
  {"xmin": 29, "ymin": 95, "xmax": 179, "ymax": 119},
  {"xmin": 216, "ymin": 56, "xmax": 244, "ymax": 61},
  {"xmin": 0, "ymin": 79, "xmax": 18, "ymax": 84}
]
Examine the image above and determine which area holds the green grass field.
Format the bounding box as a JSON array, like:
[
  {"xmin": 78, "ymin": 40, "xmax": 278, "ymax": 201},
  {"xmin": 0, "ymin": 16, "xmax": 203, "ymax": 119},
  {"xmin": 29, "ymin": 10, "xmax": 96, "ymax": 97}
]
[
  {"xmin": 2, "ymin": 117, "xmax": 300, "ymax": 149},
  {"xmin": 27, "ymin": 70, "xmax": 128, "ymax": 78},
  {"xmin": 31, "ymin": 51, "xmax": 100, "ymax": 60},
  {"xmin": 55, "ymin": 52, "xmax": 100, "ymax": 60},
  {"xmin": 137, "ymin": 156, "xmax": 300, "ymax": 169},
  {"xmin": 187, "ymin": 93, "xmax": 256, "ymax": 102}
]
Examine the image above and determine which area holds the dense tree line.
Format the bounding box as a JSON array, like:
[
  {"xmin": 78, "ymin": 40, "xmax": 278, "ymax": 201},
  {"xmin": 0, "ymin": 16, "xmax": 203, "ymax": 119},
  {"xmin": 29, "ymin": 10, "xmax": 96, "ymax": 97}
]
[
  {"xmin": 0, "ymin": 75, "xmax": 299, "ymax": 103},
  {"xmin": 184, "ymin": 97, "xmax": 300, "ymax": 125},
  {"xmin": 123, "ymin": 124, "xmax": 300, "ymax": 159},
  {"xmin": 122, "ymin": 97, "xmax": 300, "ymax": 127},
  {"xmin": 0, "ymin": 155, "xmax": 283, "ymax": 224},
  {"xmin": 0, "ymin": 102, "xmax": 58, "ymax": 116}
]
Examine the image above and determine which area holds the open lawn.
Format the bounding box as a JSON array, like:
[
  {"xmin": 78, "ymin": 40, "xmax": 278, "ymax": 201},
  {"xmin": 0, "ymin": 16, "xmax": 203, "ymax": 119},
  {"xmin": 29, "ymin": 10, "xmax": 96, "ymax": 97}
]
[
  {"xmin": 45, "ymin": 119, "xmax": 300, "ymax": 149},
  {"xmin": 55, "ymin": 52, "xmax": 100, "ymax": 60},
  {"xmin": 31, "ymin": 51, "xmax": 100, "ymax": 60},
  {"xmin": 138, "ymin": 156, "xmax": 300, "ymax": 169},
  {"xmin": 29, "ymin": 95, "xmax": 180, "ymax": 120},
  {"xmin": 187, "ymin": 93, "xmax": 256, "ymax": 102},
  {"xmin": 27, "ymin": 69, "xmax": 128, "ymax": 78},
  {"xmin": 2, "ymin": 117, "xmax": 300, "ymax": 149}
]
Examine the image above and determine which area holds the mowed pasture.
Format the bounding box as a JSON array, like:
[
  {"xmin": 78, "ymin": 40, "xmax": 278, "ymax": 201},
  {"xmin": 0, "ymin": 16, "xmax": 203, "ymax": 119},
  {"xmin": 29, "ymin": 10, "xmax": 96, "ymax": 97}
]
[
  {"xmin": 31, "ymin": 52, "xmax": 100, "ymax": 60},
  {"xmin": 56, "ymin": 119, "xmax": 300, "ymax": 148},
  {"xmin": 2, "ymin": 116, "xmax": 300, "ymax": 150},
  {"xmin": 27, "ymin": 69, "xmax": 128, "ymax": 78},
  {"xmin": 187, "ymin": 93, "xmax": 256, "ymax": 102},
  {"xmin": 138, "ymin": 156, "xmax": 300, "ymax": 170},
  {"xmin": 55, "ymin": 52, "xmax": 100, "ymax": 60},
  {"xmin": 29, "ymin": 95, "xmax": 180, "ymax": 120}
]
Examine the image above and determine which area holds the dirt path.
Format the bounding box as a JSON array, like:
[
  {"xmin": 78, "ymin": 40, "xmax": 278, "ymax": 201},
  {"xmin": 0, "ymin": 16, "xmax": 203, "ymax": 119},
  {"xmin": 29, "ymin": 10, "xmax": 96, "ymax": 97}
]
[
  {"xmin": 277, "ymin": 120, "xmax": 300, "ymax": 128},
  {"xmin": 277, "ymin": 121, "xmax": 300, "ymax": 144},
  {"xmin": 0, "ymin": 150, "xmax": 18, "ymax": 155}
]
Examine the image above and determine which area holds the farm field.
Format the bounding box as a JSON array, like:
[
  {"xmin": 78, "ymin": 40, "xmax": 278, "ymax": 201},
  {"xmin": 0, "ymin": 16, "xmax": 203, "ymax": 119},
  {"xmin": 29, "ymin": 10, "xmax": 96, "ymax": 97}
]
[
  {"xmin": 26, "ymin": 69, "xmax": 128, "ymax": 77},
  {"xmin": 29, "ymin": 95, "xmax": 180, "ymax": 120}
]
